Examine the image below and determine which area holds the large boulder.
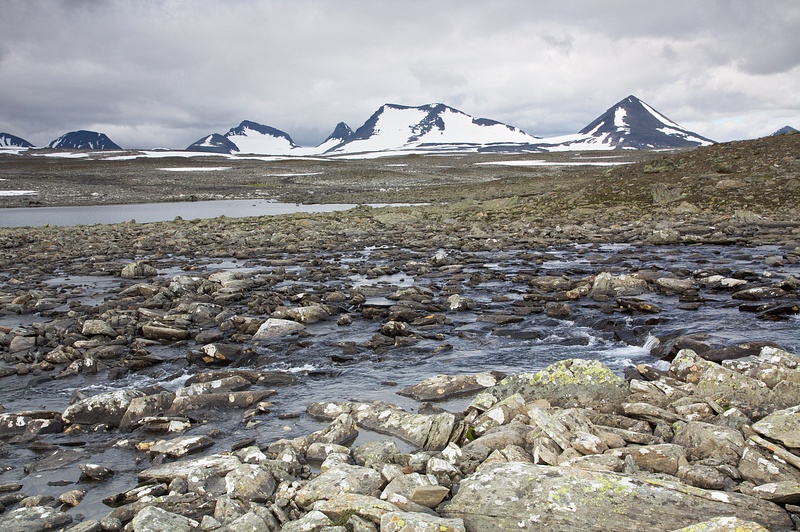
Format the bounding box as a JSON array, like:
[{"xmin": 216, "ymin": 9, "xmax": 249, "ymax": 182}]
[
  {"xmin": 295, "ymin": 463, "xmax": 385, "ymax": 508},
  {"xmin": 480, "ymin": 359, "xmax": 628, "ymax": 412},
  {"xmin": 440, "ymin": 462, "xmax": 791, "ymax": 531},
  {"xmin": 62, "ymin": 389, "xmax": 146, "ymax": 428},
  {"xmin": 752, "ymin": 405, "xmax": 800, "ymax": 449}
]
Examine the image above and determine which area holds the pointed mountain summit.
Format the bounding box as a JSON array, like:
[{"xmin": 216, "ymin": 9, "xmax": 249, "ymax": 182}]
[
  {"xmin": 540, "ymin": 95, "xmax": 714, "ymax": 151},
  {"xmin": 771, "ymin": 125, "xmax": 798, "ymax": 136},
  {"xmin": 326, "ymin": 103, "xmax": 539, "ymax": 154},
  {"xmin": 0, "ymin": 132, "xmax": 34, "ymax": 148},
  {"xmin": 315, "ymin": 122, "xmax": 354, "ymax": 151},
  {"xmin": 48, "ymin": 130, "xmax": 121, "ymax": 150},
  {"xmin": 186, "ymin": 120, "xmax": 299, "ymax": 155}
]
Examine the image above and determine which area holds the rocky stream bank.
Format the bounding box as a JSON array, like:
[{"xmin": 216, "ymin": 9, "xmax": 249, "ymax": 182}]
[{"xmin": 0, "ymin": 135, "xmax": 799, "ymax": 530}]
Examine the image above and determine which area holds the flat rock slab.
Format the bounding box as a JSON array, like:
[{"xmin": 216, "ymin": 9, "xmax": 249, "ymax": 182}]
[
  {"xmin": 138, "ymin": 454, "xmax": 241, "ymax": 483},
  {"xmin": 397, "ymin": 373, "xmax": 499, "ymax": 402},
  {"xmin": 441, "ymin": 462, "xmax": 791, "ymax": 531}
]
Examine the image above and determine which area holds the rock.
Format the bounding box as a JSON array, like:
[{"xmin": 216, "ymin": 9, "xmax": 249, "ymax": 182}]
[
  {"xmin": 225, "ymin": 463, "xmax": 276, "ymax": 502},
  {"xmin": 142, "ymin": 324, "xmax": 191, "ymax": 341},
  {"xmin": 590, "ymin": 272, "xmax": 648, "ymax": 297},
  {"xmin": 381, "ymin": 320, "xmax": 412, "ymax": 337},
  {"xmin": 175, "ymin": 375, "xmax": 252, "ymax": 396},
  {"xmin": 751, "ymin": 480, "xmax": 800, "ymax": 504},
  {"xmin": 381, "ymin": 511, "xmax": 466, "ymax": 532},
  {"xmin": 670, "ymin": 516, "xmax": 772, "ymax": 532},
  {"xmin": 308, "ymin": 401, "xmax": 462, "ymax": 451},
  {"xmin": 441, "ymin": 462, "xmax": 792, "ymax": 531},
  {"xmin": 63, "ymin": 389, "xmax": 146, "ymax": 428},
  {"xmin": 545, "ymin": 301, "xmax": 572, "ymax": 318},
  {"xmin": 672, "ymin": 421, "xmax": 745, "ymax": 465},
  {"xmin": 79, "ymin": 463, "xmax": 115, "ymax": 481},
  {"xmin": 0, "ymin": 410, "xmax": 62, "ymax": 438},
  {"xmin": 166, "ymin": 390, "xmax": 276, "ymax": 415},
  {"xmin": 149, "ymin": 435, "xmax": 215, "ymax": 458},
  {"xmin": 0, "ymin": 506, "xmax": 73, "ymax": 532},
  {"xmin": 221, "ymin": 512, "xmax": 270, "ymax": 532},
  {"xmin": 738, "ymin": 441, "xmax": 800, "ymax": 485},
  {"xmin": 694, "ymin": 361, "xmax": 776, "ymax": 418},
  {"xmin": 138, "ymin": 453, "xmax": 241, "ymax": 483},
  {"xmin": 655, "ymin": 277, "xmax": 695, "ymax": 294},
  {"xmin": 131, "ymin": 505, "xmax": 198, "ymax": 531},
  {"xmin": 285, "ymin": 304, "xmax": 330, "ymax": 324},
  {"xmin": 121, "ymin": 261, "xmax": 157, "ymax": 279},
  {"xmin": 81, "ymin": 319, "xmax": 117, "ymax": 337},
  {"xmin": 312, "ymin": 493, "xmax": 400, "ymax": 525},
  {"xmin": 610, "ymin": 444, "xmax": 686, "ymax": 475},
  {"xmin": 484, "ymin": 359, "xmax": 628, "ymax": 412},
  {"xmin": 197, "ymin": 343, "xmax": 245, "ymax": 365},
  {"xmin": 472, "ymin": 393, "xmax": 527, "ymax": 435},
  {"xmin": 398, "ymin": 372, "xmax": 498, "ymax": 402},
  {"xmin": 445, "ymin": 294, "xmax": 473, "ymax": 311},
  {"xmin": 295, "ymin": 463, "xmax": 385, "ymax": 508},
  {"xmin": 752, "ymin": 405, "xmax": 800, "ymax": 449},
  {"xmin": 59, "ymin": 489, "xmax": 85, "ymax": 506},
  {"xmin": 732, "ymin": 286, "xmax": 787, "ymax": 300},
  {"xmin": 677, "ymin": 464, "xmax": 729, "ymax": 490},
  {"xmin": 119, "ymin": 391, "xmax": 176, "ymax": 431},
  {"xmin": 353, "ymin": 440, "xmax": 403, "ymax": 469},
  {"xmin": 252, "ymin": 318, "xmax": 303, "ymax": 340},
  {"xmin": 280, "ymin": 510, "xmax": 333, "ymax": 532}
]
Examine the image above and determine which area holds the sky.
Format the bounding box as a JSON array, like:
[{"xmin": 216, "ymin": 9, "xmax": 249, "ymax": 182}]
[{"xmin": 1, "ymin": 0, "xmax": 799, "ymax": 149}]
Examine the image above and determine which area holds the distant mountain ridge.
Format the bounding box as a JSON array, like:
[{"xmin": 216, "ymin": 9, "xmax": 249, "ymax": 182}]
[
  {"xmin": 772, "ymin": 125, "xmax": 798, "ymax": 136},
  {"xmin": 48, "ymin": 130, "xmax": 121, "ymax": 150},
  {"xmin": 7, "ymin": 95, "xmax": 717, "ymax": 155}
]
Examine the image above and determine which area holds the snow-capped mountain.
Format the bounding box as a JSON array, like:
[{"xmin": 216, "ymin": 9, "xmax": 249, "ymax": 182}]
[
  {"xmin": 315, "ymin": 122, "xmax": 354, "ymax": 152},
  {"xmin": 48, "ymin": 130, "xmax": 121, "ymax": 150},
  {"xmin": 0, "ymin": 132, "xmax": 34, "ymax": 148},
  {"xmin": 537, "ymin": 95, "xmax": 714, "ymax": 151},
  {"xmin": 325, "ymin": 103, "xmax": 539, "ymax": 154},
  {"xmin": 187, "ymin": 120, "xmax": 299, "ymax": 155}
]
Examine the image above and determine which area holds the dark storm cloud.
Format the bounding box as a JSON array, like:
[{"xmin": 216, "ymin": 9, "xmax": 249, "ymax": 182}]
[{"xmin": 1, "ymin": 0, "xmax": 798, "ymax": 148}]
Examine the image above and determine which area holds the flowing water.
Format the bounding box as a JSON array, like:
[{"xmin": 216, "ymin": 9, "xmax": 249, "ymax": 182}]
[{"xmin": 0, "ymin": 242, "xmax": 798, "ymax": 520}]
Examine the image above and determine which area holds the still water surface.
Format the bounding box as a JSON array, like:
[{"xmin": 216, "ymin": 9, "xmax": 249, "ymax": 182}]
[{"xmin": 0, "ymin": 199, "xmax": 377, "ymax": 227}]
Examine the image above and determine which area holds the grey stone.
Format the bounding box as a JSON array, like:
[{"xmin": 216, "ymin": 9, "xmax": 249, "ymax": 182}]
[
  {"xmin": 81, "ymin": 319, "xmax": 117, "ymax": 337},
  {"xmin": 397, "ymin": 372, "xmax": 498, "ymax": 402},
  {"xmin": 150, "ymin": 435, "xmax": 214, "ymax": 458},
  {"xmin": 63, "ymin": 389, "xmax": 146, "ymax": 428},
  {"xmin": 381, "ymin": 511, "xmax": 466, "ymax": 532},
  {"xmin": 0, "ymin": 506, "xmax": 72, "ymax": 532},
  {"xmin": 252, "ymin": 318, "xmax": 303, "ymax": 340},
  {"xmin": 752, "ymin": 405, "xmax": 800, "ymax": 449},
  {"xmin": 673, "ymin": 421, "xmax": 745, "ymax": 465},
  {"xmin": 131, "ymin": 505, "xmax": 198, "ymax": 531},
  {"xmin": 225, "ymin": 463, "xmax": 276, "ymax": 502},
  {"xmin": 280, "ymin": 510, "xmax": 332, "ymax": 532},
  {"xmin": 441, "ymin": 462, "xmax": 792, "ymax": 531},
  {"xmin": 295, "ymin": 463, "xmax": 385, "ymax": 508}
]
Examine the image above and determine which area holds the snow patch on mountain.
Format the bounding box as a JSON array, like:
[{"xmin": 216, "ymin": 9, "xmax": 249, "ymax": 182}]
[{"xmin": 0, "ymin": 132, "xmax": 34, "ymax": 149}]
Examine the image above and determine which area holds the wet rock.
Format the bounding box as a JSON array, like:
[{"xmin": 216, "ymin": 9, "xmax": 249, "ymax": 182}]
[
  {"xmin": 142, "ymin": 323, "xmax": 191, "ymax": 341},
  {"xmin": 58, "ymin": 488, "xmax": 84, "ymax": 506},
  {"xmin": 149, "ymin": 435, "xmax": 214, "ymax": 458},
  {"xmin": 0, "ymin": 506, "xmax": 73, "ymax": 532},
  {"xmin": 381, "ymin": 320, "xmax": 412, "ymax": 337},
  {"xmin": 175, "ymin": 375, "xmax": 251, "ymax": 396},
  {"xmin": 381, "ymin": 512, "xmax": 465, "ymax": 532},
  {"xmin": 441, "ymin": 462, "xmax": 792, "ymax": 531},
  {"xmin": 545, "ymin": 301, "xmax": 572, "ymax": 318},
  {"xmin": 445, "ymin": 294, "xmax": 473, "ymax": 311},
  {"xmin": 732, "ymin": 286, "xmax": 787, "ymax": 300},
  {"xmin": 119, "ymin": 391, "xmax": 176, "ymax": 431},
  {"xmin": 397, "ymin": 372, "xmax": 499, "ymax": 402},
  {"xmin": 121, "ymin": 261, "xmax": 157, "ymax": 279},
  {"xmin": 0, "ymin": 410, "xmax": 62, "ymax": 438},
  {"xmin": 166, "ymin": 390, "xmax": 276, "ymax": 415},
  {"xmin": 252, "ymin": 318, "xmax": 303, "ymax": 340},
  {"xmin": 138, "ymin": 453, "xmax": 241, "ymax": 483},
  {"xmin": 79, "ymin": 463, "xmax": 115, "ymax": 481},
  {"xmin": 196, "ymin": 343, "xmax": 245, "ymax": 365},
  {"xmin": 81, "ymin": 319, "xmax": 118, "ymax": 337},
  {"xmin": 62, "ymin": 389, "xmax": 146, "ymax": 428},
  {"xmin": 590, "ymin": 272, "xmax": 648, "ymax": 297},
  {"xmin": 655, "ymin": 277, "xmax": 695, "ymax": 294}
]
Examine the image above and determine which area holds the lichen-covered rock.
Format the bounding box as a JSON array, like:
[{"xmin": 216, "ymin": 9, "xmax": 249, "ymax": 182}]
[
  {"xmin": 121, "ymin": 261, "xmax": 157, "ymax": 279},
  {"xmin": 672, "ymin": 421, "xmax": 745, "ymax": 465},
  {"xmin": 312, "ymin": 493, "xmax": 400, "ymax": 525},
  {"xmin": 695, "ymin": 362, "xmax": 776, "ymax": 418},
  {"xmin": 0, "ymin": 506, "xmax": 73, "ymax": 532},
  {"xmin": 608, "ymin": 444, "xmax": 686, "ymax": 475},
  {"xmin": 137, "ymin": 453, "xmax": 241, "ymax": 483},
  {"xmin": 62, "ymin": 389, "xmax": 146, "ymax": 428},
  {"xmin": 252, "ymin": 318, "xmax": 303, "ymax": 340},
  {"xmin": 295, "ymin": 463, "xmax": 385, "ymax": 508},
  {"xmin": 381, "ymin": 511, "xmax": 466, "ymax": 532},
  {"xmin": 670, "ymin": 516, "xmax": 771, "ymax": 531},
  {"xmin": 130, "ymin": 505, "xmax": 198, "ymax": 531},
  {"xmin": 591, "ymin": 272, "xmax": 648, "ymax": 297},
  {"xmin": 483, "ymin": 359, "xmax": 628, "ymax": 412},
  {"xmin": 752, "ymin": 405, "xmax": 800, "ymax": 449},
  {"xmin": 225, "ymin": 463, "xmax": 276, "ymax": 502},
  {"xmin": 280, "ymin": 510, "xmax": 333, "ymax": 532},
  {"xmin": 149, "ymin": 435, "xmax": 214, "ymax": 458},
  {"xmin": 440, "ymin": 462, "xmax": 792, "ymax": 531},
  {"xmin": 738, "ymin": 442, "xmax": 800, "ymax": 485}
]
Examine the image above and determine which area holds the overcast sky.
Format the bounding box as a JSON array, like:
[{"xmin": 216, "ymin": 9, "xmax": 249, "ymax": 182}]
[{"xmin": 2, "ymin": 0, "xmax": 799, "ymax": 149}]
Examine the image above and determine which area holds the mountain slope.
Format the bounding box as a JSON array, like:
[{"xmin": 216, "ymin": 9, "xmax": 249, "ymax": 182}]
[
  {"xmin": 326, "ymin": 103, "xmax": 539, "ymax": 154},
  {"xmin": 186, "ymin": 133, "xmax": 240, "ymax": 154},
  {"xmin": 538, "ymin": 95, "xmax": 714, "ymax": 151},
  {"xmin": 48, "ymin": 130, "xmax": 122, "ymax": 150},
  {"xmin": 315, "ymin": 122, "xmax": 354, "ymax": 152},
  {"xmin": 0, "ymin": 132, "xmax": 34, "ymax": 148},
  {"xmin": 772, "ymin": 125, "xmax": 798, "ymax": 136}
]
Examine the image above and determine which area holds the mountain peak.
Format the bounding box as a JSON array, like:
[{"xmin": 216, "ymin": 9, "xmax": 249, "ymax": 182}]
[
  {"xmin": 771, "ymin": 125, "xmax": 798, "ymax": 136},
  {"xmin": 47, "ymin": 130, "xmax": 121, "ymax": 150},
  {"xmin": 572, "ymin": 95, "xmax": 714, "ymax": 149},
  {"xmin": 0, "ymin": 132, "xmax": 34, "ymax": 148}
]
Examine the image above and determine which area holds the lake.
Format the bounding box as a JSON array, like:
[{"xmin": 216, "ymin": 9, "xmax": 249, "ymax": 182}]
[{"xmin": 0, "ymin": 199, "xmax": 379, "ymax": 227}]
